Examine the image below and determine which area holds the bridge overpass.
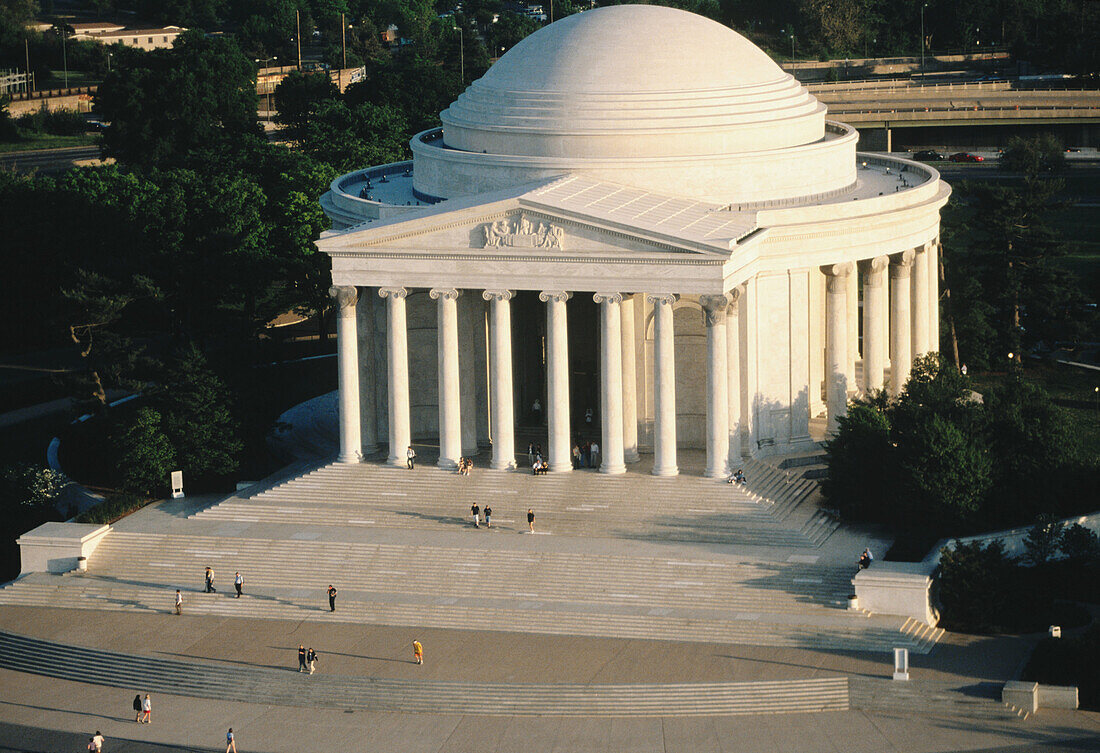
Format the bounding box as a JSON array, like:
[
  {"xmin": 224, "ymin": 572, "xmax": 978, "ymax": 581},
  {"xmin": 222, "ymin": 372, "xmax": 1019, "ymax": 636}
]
[{"xmin": 809, "ymin": 80, "xmax": 1100, "ymax": 150}]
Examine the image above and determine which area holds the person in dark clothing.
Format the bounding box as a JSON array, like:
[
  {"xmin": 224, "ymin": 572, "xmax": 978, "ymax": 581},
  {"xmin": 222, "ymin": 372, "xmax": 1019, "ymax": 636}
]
[
  {"xmin": 204, "ymin": 567, "xmax": 216, "ymax": 593},
  {"xmin": 133, "ymin": 694, "xmax": 142, "ymax": 722},
  {"xmin": 328, "ymin": 584, "xmax": 337, "ymax": 612},
  {"xmin": 298, "ymin": 644, "xmax": 307, "ymax": 672}
]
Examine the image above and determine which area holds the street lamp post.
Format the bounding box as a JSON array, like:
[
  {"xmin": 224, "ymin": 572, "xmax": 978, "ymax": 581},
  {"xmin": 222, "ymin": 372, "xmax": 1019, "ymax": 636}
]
[
  {"xmin": 790, "ymin": 33, "xmax": 795, "ymax": 59},
  {"xmin": 61, "ymin": 24, "xmax": 68, "ymax": 88},
  {"xmin": 920, "ymin": 3, "xmax": 927, "ymax": 80},
  {"xmin": 454, "ymin": 25, "xmax": 464, "ymax": 84}
]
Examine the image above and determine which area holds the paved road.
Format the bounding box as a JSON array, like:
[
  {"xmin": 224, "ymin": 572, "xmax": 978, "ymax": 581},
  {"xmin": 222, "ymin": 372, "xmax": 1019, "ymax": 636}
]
[{"xmin": 0, "ymin": 145, "xmax": 105, "ymax": 174}]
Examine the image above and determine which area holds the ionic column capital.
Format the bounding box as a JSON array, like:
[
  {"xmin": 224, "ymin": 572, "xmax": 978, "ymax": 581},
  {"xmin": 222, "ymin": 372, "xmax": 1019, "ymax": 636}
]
[
  {"xmin": 822, "ymin": 262, "xmax": 854, "ymax": 292},
  {"xmin": 861, "ymin": 255, "xmax": 890, "ymax": 274},
  {"xmin": 429, "ymin": 287, "xmax": 461, "ymax": 301},
  {"xmin": 727, "ymin": 285, "xmax": 744, "ymax": 305},
  {"xmin": 592, "ymin": 292, "xmax": 624, "ymax": 305},
  {"xmin": 539, "ymin": 290, "xmax": 572, "ymax": 303},
  {"xmin": 699, "ymin": 294, "xmax": 732, "ymax": 326},
  {"xmin": 889, "ymin": 249, "xmax": 916, "ymax": 278},
  {"xmin": 482, "ymin": 289, "xmax": 515, "ymax": 302},
  {"xmin": 646, "ymin": 293, "xmax": 680, "ymax": 306},
  {"xmin": 378, "ymin": 286, "xmax": 408, "ymax": 300},
  {"xmin": 329, "ymin": 285, "xmax": 358, "ymax": 313}
]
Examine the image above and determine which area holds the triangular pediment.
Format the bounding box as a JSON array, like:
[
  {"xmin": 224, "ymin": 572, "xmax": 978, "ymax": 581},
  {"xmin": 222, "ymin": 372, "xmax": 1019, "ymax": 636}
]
[{"xmin": 317, "ymin": 177, "xmax": 757, "ymax": 262}]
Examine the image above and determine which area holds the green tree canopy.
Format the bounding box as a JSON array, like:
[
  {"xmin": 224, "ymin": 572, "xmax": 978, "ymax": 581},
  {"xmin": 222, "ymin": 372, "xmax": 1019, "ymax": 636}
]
[
  {"xmin": 112, "ymin": 407, "xmax": 177, "ymax": 495},
  {"xmin": 95, "ymin": 30, "xmax": 261, "ymax": 168}
]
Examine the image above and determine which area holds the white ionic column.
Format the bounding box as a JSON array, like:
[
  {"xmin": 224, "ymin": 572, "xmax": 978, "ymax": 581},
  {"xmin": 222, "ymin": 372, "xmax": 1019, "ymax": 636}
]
[
  {"xmin": 928, "ymin": 241, "xmax": 940, "ymax": 353},
  {"xmin": 355, "ymin": 288, "xmax": 378, "ymax": 457},
  {"xmin": 861, "ymin": 256, "xmax": 889, "ymax": 393},
  {"xmin": 647, "ymin": 293, "xmax": 679, "ymax": 476},
  {"xmin": 458, "ymin": 292, "xmax": 479, "ymax": 455},
  {"xmin": 726, "ymin": 287, "xmax": 742, "ymax": 468},
  {"xmin": 539, "ymin": 290, "xmax": 572, "ymax": 472},
  {"xmin": 738, "ymin": 279, "xmax": 757, "ymax": 456},
  {"xmin": 823, "ymin": 263, "xmax": 852, "ymax": 434},
  {"xmin": 911, "ymin": 245, "xmax": 930, "ymax": 358},
  {"xmin": 330, "ymin": 286, "xmax": 361, "ymax": 463},
  {"xmin": 620, "ymin": 294, "xmax": 640, "ymax": 463},
  {"xmin": 594, "ymin": 292, "xmax": 626, "ymax": 474},
  {"xmin": 378, "ymin": 287, "xmax": 410, "ymax": 465},
  {"xmin": 700, "ymin": 294, "xmax": 731, "ymax": 479},
  {"xmin": 846, "ymin": 266, "xmax": 859, "ymax": 393},
  {"xmin": 483, "ymin": 290, "xmax": 516, "ymax": 470},
  {"xmin": 430, "ymin": 288, "xmax": 462, "ymax": 469},
  {"xmin": 889, "ymin": 250, "xmax": 915, "ymax": 395}
]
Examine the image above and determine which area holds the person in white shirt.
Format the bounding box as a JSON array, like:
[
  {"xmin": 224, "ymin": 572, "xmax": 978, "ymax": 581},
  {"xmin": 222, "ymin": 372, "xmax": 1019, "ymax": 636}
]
[{"xmin": 406, "ymin": 446, "xmax": 416, "ymax": 469}]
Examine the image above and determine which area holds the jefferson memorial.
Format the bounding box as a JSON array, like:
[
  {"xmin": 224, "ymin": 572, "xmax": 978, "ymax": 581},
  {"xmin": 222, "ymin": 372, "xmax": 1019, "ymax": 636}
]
[{"xmin": 316, "ymin": 4, "xmax": 950, "ymax": 477}]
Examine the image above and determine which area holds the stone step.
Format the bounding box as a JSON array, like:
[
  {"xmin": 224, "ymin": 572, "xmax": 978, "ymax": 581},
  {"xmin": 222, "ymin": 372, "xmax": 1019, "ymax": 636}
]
[
  {"xmin": 0, "ymin": 630, "xmax": 850, "ymax": 716},
  {"xmin": 849, "ymin": 677, "xmax": 1021, "ymax": 721},
  {"xmin": 0, "ymin": 581, "xmax": 933, "ymax": 654},
  {"xmin": 86, "ymin": 533, "xmax": 853, "ymax": 610}
]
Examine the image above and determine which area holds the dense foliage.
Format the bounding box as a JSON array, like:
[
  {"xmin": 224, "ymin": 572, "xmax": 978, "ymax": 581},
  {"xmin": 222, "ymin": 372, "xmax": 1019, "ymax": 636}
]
[
  {"xmin": 823, "ymin": 354, "xmax": 1093, "ymax": 538},
  {"xmin": 1025, "ymin": 625, "xmax": 1100, "ymax": 711}
]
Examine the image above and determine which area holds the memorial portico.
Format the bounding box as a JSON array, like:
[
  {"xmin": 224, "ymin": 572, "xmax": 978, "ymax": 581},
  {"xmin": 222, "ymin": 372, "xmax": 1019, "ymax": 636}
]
[{"xmin": 317, "ymin": 5, "xmax": 951, "ymax": 473}]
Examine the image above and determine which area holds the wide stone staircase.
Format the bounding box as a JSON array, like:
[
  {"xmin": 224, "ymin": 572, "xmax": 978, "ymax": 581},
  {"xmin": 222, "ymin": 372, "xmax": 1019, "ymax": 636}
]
[
  {"xmin": 0, "ymin": 630, "xmax": 849, "ymax": 716},
  {"xmin": 192, "ymin": 458, "xmax": 838, "ymax": 548},
  {"xmin": 0, "ymin": 530, "xmax": 942, "ymax": 654}
]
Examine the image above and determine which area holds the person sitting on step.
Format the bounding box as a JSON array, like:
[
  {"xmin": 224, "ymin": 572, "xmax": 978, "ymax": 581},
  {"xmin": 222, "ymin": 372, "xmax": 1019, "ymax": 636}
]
[{"xmin": 858, "ymin": 548, "xmax": 873, "ymax": 570}]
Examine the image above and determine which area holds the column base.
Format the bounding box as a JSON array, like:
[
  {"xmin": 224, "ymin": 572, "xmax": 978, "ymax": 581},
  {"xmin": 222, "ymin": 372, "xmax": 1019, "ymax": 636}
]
[
  {"xmin": 386, "ymin": 455, "xmax": 404, "ymax": 467},
  {"xmin": 548, "ymin": 462, "xmax": 573, "ymax": 473},
  {"xmin": 651, "ymin": 465, "xmax": 679, "ymax": 477},
  {"xmin": 437, "ymin": 458, "xmax": 459, "ymax": 470},
  {"xmin": 490, "ymin": 460, "xmax": 517, "ymax": 471},
  {"xmin": 599, "ymin": 463, "xmax": 627, "ymax": 475},
  {"xmin": 624, "ymin": 450, "xmax": 641, "ymax": 463},
  {"xmin": 337, "ymin": 453, "xmax": 362, "ymax": 464},
  {"xmin": 704, "ymin": 467, "xmax": 728, "ymax": 479}
]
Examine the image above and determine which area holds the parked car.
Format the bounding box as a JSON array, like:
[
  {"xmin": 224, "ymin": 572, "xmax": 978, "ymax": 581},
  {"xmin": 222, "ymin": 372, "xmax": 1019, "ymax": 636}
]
[
  {"xmin": 949, "ymin": 152, "xmax": 984, "ymax": 162},
  {"xmin": 912, "ymin": 150, "xmax": 945, "ymax": 161}
]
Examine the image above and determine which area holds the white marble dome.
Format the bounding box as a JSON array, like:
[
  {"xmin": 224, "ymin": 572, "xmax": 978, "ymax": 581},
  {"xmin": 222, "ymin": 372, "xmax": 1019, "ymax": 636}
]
[
  {"xmin": 413, "ymin": 5, "xmax": 855, "ymax": 204},
  {"xmin": 441, "ymin": 5, "xmax": 824, "ymax": 158}
]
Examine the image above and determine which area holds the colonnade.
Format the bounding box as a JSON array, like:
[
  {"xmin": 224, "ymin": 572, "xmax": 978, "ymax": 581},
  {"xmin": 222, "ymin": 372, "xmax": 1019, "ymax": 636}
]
[{"xmin": 326, "ymin": 240, "xmax": 938, "ymax": 474}]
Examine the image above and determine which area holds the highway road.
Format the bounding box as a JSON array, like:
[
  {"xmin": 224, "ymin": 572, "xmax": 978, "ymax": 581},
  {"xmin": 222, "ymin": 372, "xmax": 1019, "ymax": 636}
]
[{"xmin": 0, "ymin": 145, "xmax": 106, "ymax": 174}]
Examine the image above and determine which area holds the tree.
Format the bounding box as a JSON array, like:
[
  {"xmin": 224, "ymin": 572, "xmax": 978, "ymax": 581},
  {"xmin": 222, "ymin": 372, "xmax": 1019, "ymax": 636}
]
[
  {"xmin": 297, "ymin": 99, "xmax": 408, "ymax": 172},
  {"xmin": 937, "ymin": 540, "xmax": 1016, "ymax": 633},
  {"xmin": 1024, "ymin": 513, "xmax": 1064, "ymax": 566},
  {"xmin": 0, "ymin": 464, "xmax": 68, "ymax": 511},
  {"xmin": 157, "ymin": 344, "xmax": 242, "ymax": 480},
  {"xmin": 1060, "ymin": 523, "xmax": 1100, "ymax": 564},
  {"xmin": 95, "ymin": 31, "xmax": 261, "ymax": 168},
  {"xmin": 274, "ymin": 70, "xmax": 340, "ymax": 141},
  {"xmin": 822, "ymin": 403, "xmax": 894, "ymax": 521},
  {"xmin": 999, "ymin": 134, "xmax": 1066, "ymax": 176},
  {"xmin": 112, "ymin": 407, "xmax": 176, "ymax": 495}
]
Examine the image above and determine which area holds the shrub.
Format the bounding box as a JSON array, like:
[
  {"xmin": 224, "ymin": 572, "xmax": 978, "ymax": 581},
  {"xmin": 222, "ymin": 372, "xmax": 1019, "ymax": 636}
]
[
  {"xmin": 1060, "ymin": 524, "xmax": 1100, "ymax": 564},
  {"xmin": 1024, "ymin": 513, "xmax": 1065, "ymax": 566},
  {"xmin": 937, "ymin": 540, "xmax": 1017, "ymax": 633},
  {"xmin": 15, "ymin": 107, "xmax": 89, "ymax": 136},
  {"xmin": 75, "ymin": 493, "xmax": 148, "ymax": 525}
]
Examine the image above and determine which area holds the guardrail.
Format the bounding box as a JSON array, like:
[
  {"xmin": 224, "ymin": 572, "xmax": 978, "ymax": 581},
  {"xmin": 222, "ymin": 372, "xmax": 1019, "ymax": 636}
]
[
  {"xmin": 831, "ymin": 104, "xmax": 1100, "ymax": 116},
  {"xmin": 809, "ymin": 80, "xmax": 1094, "ymax": 93}
]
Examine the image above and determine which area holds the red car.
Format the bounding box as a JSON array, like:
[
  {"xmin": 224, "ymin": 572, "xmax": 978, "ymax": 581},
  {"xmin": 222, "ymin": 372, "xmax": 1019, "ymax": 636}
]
[{"xmin": 949, "ymin": 152, "xmax": 984, "ymax": 163}]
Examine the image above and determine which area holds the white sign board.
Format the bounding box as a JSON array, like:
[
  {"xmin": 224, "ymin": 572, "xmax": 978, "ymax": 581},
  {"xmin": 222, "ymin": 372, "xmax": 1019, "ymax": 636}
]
[
  {"xmin": 893, "ymin": 647, "xmax": 909, "ymax": 681},
  {"xmin": 171, "ymin": 470, "xmax": 184, "ymax": 499}
]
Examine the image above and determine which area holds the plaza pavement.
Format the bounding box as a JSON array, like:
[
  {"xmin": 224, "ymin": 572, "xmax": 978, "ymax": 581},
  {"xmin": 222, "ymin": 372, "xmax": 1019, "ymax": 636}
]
[{"xmin": 1, "ymin": 448, "xmax": 1098, "ymax": 751}]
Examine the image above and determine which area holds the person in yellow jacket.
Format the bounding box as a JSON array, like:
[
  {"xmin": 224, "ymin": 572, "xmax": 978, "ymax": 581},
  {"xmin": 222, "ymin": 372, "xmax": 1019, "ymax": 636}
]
[{"xmin": 412, "ymin": 640, "xmax": 423, "ymax": 665}]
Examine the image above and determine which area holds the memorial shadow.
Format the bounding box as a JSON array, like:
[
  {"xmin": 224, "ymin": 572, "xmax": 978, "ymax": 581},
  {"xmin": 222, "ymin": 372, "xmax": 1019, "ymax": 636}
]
[
  {"xmin": 0, "ymin": 700, "xmax": 130, "ymax": 725},
  {"xmin": 75, "ymin": 575, "xmax": 332, "ymax": 614},
  {"xmin": 154, "ymin": 650, "xmax": 291, "ymax": 673}
]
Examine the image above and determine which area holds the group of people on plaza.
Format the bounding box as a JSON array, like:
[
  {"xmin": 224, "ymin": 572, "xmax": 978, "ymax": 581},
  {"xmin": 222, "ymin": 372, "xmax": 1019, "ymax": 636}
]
[
  {"xmin": 297, "ymin": 644, "xmax": 319, "ymax": 674},
  {"xmin": 726, "ymin": 468, "xmax": 747, "ymax": 485},
  {"xmin": 571, "ymin": 439, "xmax": 600, "ymax": 469},
  {"xmin": 470, "ymin": 503, "xmax": 492, "ymax": 527}
]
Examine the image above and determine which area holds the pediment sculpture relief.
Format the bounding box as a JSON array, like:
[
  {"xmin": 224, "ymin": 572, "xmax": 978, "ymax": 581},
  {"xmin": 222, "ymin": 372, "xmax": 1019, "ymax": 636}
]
[{"xmin": 481, "ymin": 215, "xmax": 564, "ymax": 249}]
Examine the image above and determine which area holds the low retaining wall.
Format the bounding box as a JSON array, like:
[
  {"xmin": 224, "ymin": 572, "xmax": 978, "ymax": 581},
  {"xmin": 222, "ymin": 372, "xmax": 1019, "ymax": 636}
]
[
  {"xmin": 1003, "ymin": 681, "xmax": 1079, "ymax": 713},
  {"xmin": 17, "ymin": 521, "xmax": 110, "ymax": 575},
  {"xmin": 925, "ymin": 512, "xmax": 1100, "ymax": 566},
  {"xmin": 852, "ymin": 561, "xmax": 937, "ymax": 626}
]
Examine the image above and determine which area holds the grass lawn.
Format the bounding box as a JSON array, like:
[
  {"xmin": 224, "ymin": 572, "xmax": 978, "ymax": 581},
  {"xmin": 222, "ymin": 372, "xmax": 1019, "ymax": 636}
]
[
  {"xmin": 971, "ymin": 361, "xmax": 1100, "ymax": 464},
  {"xmin": 0, "ymin": 133, "xmax": 101, "ymax": 153},
  {"xmin": 1050, "ymin": 204, "xmax": 1100, "ymax": 303}
]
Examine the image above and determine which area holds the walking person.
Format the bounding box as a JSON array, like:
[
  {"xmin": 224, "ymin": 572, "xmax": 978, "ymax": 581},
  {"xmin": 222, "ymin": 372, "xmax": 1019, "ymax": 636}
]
[
  {"xmin": 590, "ymin": 440, "xmax": 600, "ymax": 469},
  {"xmin": 225, "ymin": 728, "xmax": 237, "ymax": 753},
  {"xmin": 327, "ymin": 584, "xmax": 337, "ymax": 612},
  {"xmin": 471, "ymin": 503, "xmax": 480, "ymax": 528},
  {"xmin": 140, "ymin": 694, "xmax": 151, "ymax": 724},
  {"xmin": 307, "ymin": 647, "xmax": 318, "ymax": 675},
  {"xmin": 132, "ymin": 694, "xmax": 142, "ymax": 722},
  {"xmin": 406, "ymin": 445, "xmax": 416, "ymax": 469},
  {"xmin": 527, "ymin": 509, "xmax": 535, "ymax": 533},
  {"xmin": 483, "ymin": 504, "xmax": 492, "ymax": 528},
  {"xmin": 298, "ymin": 644, "xmax": 307, "ymax": 672},
  {"xmin": 174, "ymin": 589, "xmax": 182, "ymax": 615},
  {"xmin": 204, "ymin": 567, "xmax": 216, "ymax": 593},
  {"xmin": 88, "ymin": 731, "xmax": 104, "ymax": 752},
  {"xmin": 234, "ymin": 571, "xmax": 243, "ymax": 598},
  {"xmin": 572, "ymin": 444, "xmax": 581, "ymax": 468},
  {"xmin": 413, "ymin": 639, "xmax": 423, "ymax": 665}
]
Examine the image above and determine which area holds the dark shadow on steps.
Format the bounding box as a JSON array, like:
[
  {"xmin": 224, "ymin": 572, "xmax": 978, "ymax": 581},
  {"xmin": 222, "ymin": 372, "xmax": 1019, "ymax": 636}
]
[{"xmin": 0, "ymin": 701, "xmax": 129, "ymax": 725}]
